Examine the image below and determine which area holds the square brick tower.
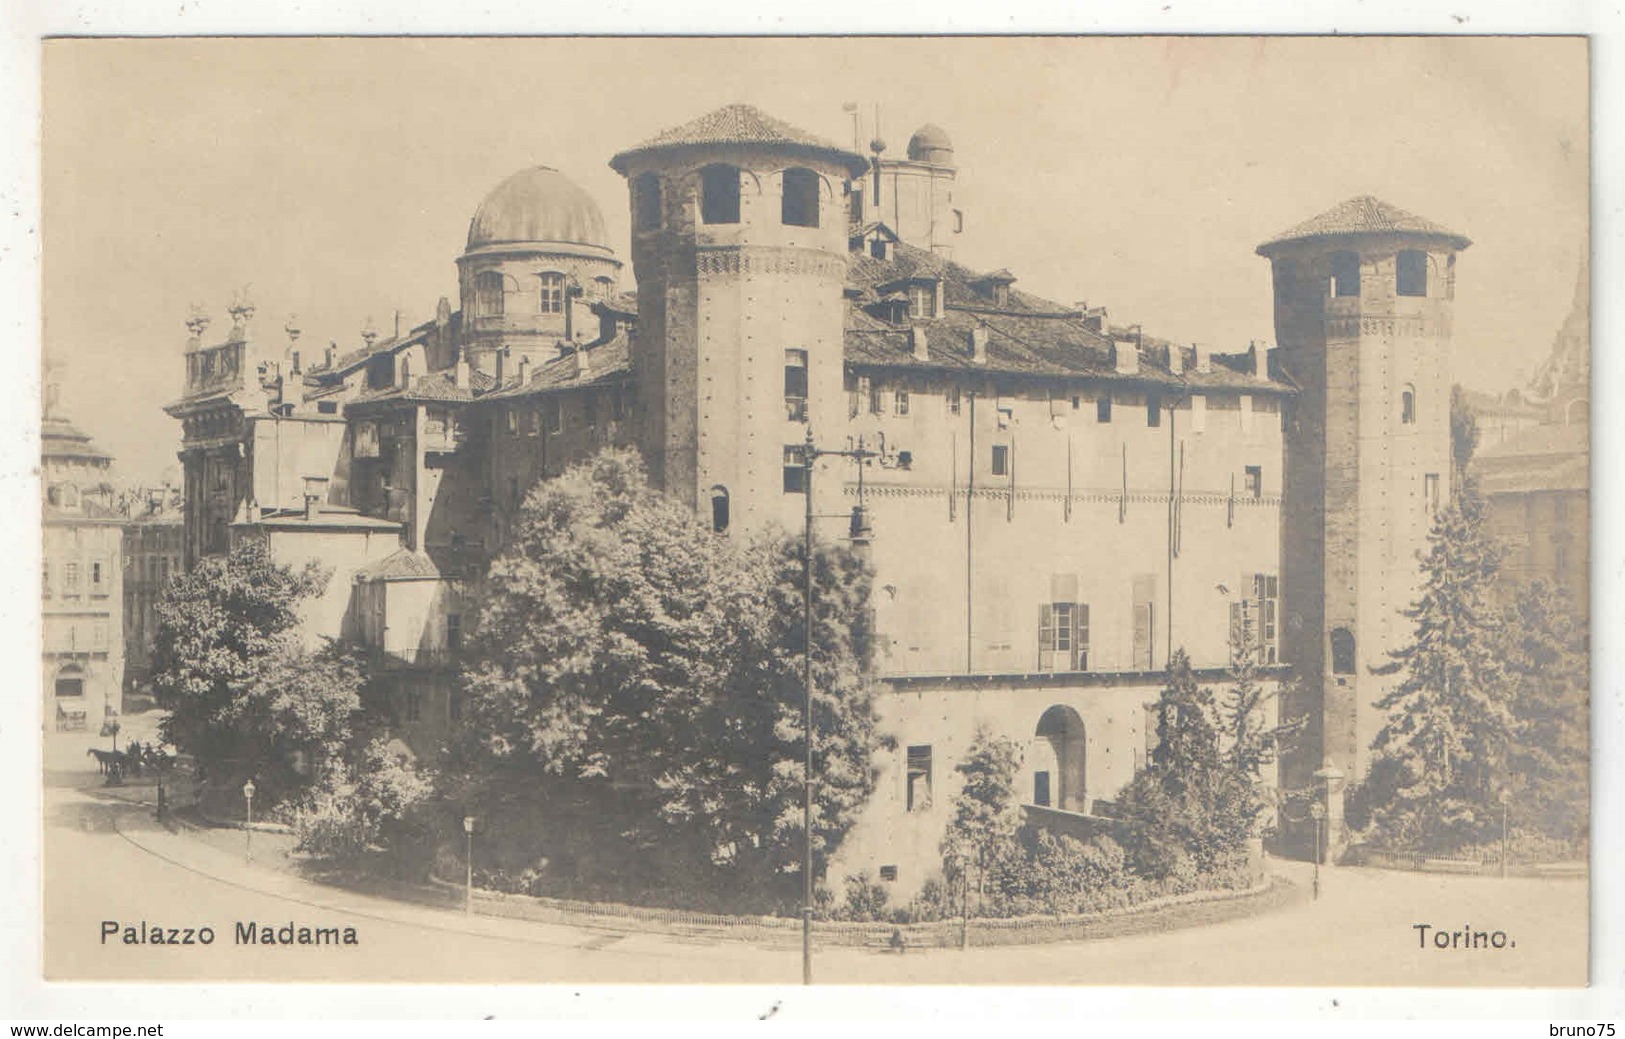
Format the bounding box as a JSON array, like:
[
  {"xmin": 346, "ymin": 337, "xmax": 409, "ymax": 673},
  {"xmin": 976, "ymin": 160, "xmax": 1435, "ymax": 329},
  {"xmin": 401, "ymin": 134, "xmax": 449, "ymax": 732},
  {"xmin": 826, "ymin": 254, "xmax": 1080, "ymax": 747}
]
[{"xmin": 1259, "ymin": 197, "xmax": 1471, "ymax": 841}]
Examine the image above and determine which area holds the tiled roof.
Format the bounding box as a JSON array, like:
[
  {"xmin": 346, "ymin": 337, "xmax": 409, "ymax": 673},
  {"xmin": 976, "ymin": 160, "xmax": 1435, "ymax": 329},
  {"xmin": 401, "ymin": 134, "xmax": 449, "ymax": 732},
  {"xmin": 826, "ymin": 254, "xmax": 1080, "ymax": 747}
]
[
  {"xmin": 355, "ymin": 549, "xmax": 442, "ymax": 582},
  {"xmin": 842, "ymin": 243, "xmax": 1293, "ymax": 393},
  {"xmin": 610, "ymin": 103, "xmax": 868, "ymax": 177},
  {"xmin": 41, "ymin": 416, "xmax": 114, "ymax": 462},
  {"xmin": 347, "ymin": 368, "xmax": 496, "ymax": 407},
  {"xmin": 477, "ymin": 336, "xmax": 633, "ymax": 402},
  {"xmin": 1257, "ymin": 196, "xmax": 1470, "ymax": 253}
]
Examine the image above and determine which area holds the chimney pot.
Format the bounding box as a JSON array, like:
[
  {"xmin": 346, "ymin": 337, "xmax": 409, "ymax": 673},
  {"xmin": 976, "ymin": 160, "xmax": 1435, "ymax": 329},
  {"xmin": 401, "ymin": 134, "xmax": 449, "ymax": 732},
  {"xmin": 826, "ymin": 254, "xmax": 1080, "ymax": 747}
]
[
  {"xmin": 1113, "ymin": 338, "xmax": 1139, "ymax": 375},
  {"xmin": 969, "ymin": 326, "xmax": 988, "ymax": 364},
  {"xmin": 910, "ymin": 325, "xmax": 929, "ymax": 361}
]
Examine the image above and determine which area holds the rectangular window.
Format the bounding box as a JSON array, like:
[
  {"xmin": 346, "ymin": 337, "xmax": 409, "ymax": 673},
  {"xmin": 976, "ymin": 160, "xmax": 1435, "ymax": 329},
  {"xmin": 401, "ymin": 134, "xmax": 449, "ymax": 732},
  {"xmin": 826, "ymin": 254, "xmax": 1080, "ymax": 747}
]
[
  {"xmin": 700, "ymin": 165, "xmax": 741, "ymax": 224},
  {"xmin": 1244, "ymin": 465, "xmax": 1263, "ymax": 498},
  {"xmin": 906, "ymin": 745, "xmax": 933, "ymax": 812},
  {"xmin": 990, "ymin": 444, "xmax": 1009, "ymax": 477},
  {"xmin": 528, "ymin": 408, "xmax": 542, "ymax": 437},
  {"xmin": 1147, "ymin": 393, "xmax": 1161, "ymax": 428},
  {"xmin": 1097, "ymin": 394, "xmax": 1112, "ymax": 423},
  {"xmin": 446, "ymin": 614, "xmax": 462, "ymax": 653},
  {"xmin": 1132, "ymin": 602, "xmax": 1155, "ymax": 670},
  {"xmin": 908, "ymin": 283, "xmax": 937, "ymax": 319},
  {"xmin": 785, "ymin": 349, "xmax": 808, "ymax": 422},
  {"xmin": 1039, "ymin": 602, "xmax": 1090, "ymax": 671},
  {"xmin": 91, "ymin": 561, "xmax": 103, "ymax": 589},
  {"xmin": 869, "ymin": 383, "xmax": 884, "ymax": 416},
  {"xmin": 1231, "ymin": 575, "xmax": 1281, "ymax": 664},
  {"xmin": 782, "ymin": 445, "xmax": 808, "ymax": 494},
  {"xmin": 849, "ymin": 375, "xmax": 868, "ymax": 419},
  {"xmin": 64, "ymin": 562, "xmax": 80, "ymax": 594},
  {"xmin": 403, "ymin": 691, "xmax": 422, "ymax": 723},
  {"xmin": 505, "ymin": 409, "xmax": 518, "ymax": 434},
  {"xmin": 894, "ymin": 388, "xmax": 910, "ymax": 416},
  {"xmin": 878, "ymin": 864, "xmax": 898, "ymax": 882},
  {"xmin": 1424, "ymin": 472, "xmax": 1441, "ymax": 514},
  {"xmin": 1033, "ymin": 771, "xmax": 1051, "ymax": 807},
  {"xmin": 946, "ymin": 385, "xmax": 962, "ymax": 415},
  {"xmin": 585, "ymin": 392, "xmax": 599, "ymax": 428}
]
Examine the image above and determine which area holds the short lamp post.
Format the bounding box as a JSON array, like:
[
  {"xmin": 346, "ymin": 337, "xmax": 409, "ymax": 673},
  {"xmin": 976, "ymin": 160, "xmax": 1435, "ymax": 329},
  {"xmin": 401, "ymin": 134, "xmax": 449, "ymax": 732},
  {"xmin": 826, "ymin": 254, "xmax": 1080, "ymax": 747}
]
[
  {"xmin": 242, "ymin": 779, "xmax": 256, "ymax": 864},
  {"xmin": 1499, "ymin": 787, "xmax": 1511, "ymax": 880},
  {"xmin": 463, "ymin": 816, "xmax": 477, "ymax": 916},
  {"xmin": 1309, "ymin": 801, "xmax": 1325, "ymax": 900}
]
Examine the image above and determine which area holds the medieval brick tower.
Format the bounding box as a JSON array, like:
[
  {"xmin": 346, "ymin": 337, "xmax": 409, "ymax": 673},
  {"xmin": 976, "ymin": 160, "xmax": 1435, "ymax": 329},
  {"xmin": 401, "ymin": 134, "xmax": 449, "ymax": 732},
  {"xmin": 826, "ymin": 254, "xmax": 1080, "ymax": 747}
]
[
  {"xmin": 609, "ymin": 105, "xmax": 870, "ymax": 534},
  {"xmin": 1260, "ymin": 197, "xmax": 1471, "ymax": 818}
]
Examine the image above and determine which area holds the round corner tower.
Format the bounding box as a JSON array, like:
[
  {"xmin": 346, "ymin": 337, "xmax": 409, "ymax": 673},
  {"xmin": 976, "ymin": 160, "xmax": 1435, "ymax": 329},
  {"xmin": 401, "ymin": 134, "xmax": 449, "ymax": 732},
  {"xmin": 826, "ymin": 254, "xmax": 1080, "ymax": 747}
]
[
  {"xmin": 609, "ymin": 104, "xmax": 869, "ymax": 533},
  {"xmin": 1259, "ymin": 196, "xmax": 1471, "ymax": 795}
]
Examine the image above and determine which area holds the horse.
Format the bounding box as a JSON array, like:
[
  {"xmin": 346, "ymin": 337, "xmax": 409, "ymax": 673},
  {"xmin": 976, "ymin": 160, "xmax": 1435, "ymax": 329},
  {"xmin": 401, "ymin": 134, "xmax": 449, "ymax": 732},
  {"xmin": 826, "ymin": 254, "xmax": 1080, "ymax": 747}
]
[{"xmin": 86, "ymin": 747, "xmax": 121, "ymax": 775}]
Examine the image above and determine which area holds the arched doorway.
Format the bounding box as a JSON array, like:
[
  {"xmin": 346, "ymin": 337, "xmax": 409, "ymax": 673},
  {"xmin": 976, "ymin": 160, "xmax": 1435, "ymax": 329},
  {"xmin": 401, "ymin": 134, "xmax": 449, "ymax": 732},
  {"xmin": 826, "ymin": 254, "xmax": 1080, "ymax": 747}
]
[{"xmin": 1032, "ymin": 705, "xmax": 1088, "ymax": 813}]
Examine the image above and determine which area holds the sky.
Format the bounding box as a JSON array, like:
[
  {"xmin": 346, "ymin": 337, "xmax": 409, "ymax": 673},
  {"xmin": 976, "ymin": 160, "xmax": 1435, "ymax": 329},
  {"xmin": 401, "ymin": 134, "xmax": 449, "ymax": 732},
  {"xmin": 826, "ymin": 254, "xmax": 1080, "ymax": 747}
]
[{"xmin": 41, "ymin": 36, "xmax": 1589, "ymax": 485}]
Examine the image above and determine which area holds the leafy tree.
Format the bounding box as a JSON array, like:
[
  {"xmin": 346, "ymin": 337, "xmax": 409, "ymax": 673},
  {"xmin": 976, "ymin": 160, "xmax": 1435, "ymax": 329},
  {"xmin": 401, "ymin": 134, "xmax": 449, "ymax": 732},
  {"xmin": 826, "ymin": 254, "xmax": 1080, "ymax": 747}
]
[
  {"xmin": 939, "ymin": 728, "xmax": 1023, "ymax": 914},
  {"xmin": 1357, "ymin": 481, "xmax": 1512, "ymax": 852},
  {"xmin": 451, "ymin": 449, "xmax": 887, "ymax": 910},
  {"xmin": 1500, "ymin": 579, "xmax": 1589, "ymax": 843},
  {"xmin": 151, "ymin": 537, "xmax": 360, "ymax": 804}
]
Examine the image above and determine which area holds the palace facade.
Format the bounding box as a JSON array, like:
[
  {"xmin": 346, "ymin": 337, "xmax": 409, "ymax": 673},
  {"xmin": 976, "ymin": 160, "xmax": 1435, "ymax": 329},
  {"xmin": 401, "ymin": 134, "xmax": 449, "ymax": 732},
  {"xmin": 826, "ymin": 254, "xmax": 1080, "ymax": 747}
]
[{"xmin": 164, "ymin": 104, "xmax": 1470, "ymax": 892}]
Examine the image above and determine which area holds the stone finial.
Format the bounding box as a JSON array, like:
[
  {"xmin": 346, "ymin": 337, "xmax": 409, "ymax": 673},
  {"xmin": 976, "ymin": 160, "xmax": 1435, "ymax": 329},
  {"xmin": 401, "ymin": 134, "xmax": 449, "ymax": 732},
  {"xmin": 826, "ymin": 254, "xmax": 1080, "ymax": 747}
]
[
  {"xmin": 284, "ymin": 315, "xmax": 302, "ymax": 344},
  {"xmin": 361, "ymin": 318, "xmax": 378, "ymax": 348},
  {"xmin": 185, "ymin": 304, "xmax": 212, "ymax": 342},
  {"xmin": 227, "ymin": 287, "xmax": 256, "ymax": 328}
]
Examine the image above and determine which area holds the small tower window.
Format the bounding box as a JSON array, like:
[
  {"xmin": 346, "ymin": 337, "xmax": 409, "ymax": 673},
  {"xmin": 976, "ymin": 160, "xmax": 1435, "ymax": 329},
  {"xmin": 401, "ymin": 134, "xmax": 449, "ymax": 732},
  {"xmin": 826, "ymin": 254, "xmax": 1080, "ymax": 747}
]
[
  {"xmin": 475, "ymin": 270, "xmax": 504, "ymax": 317},
  {"xmin": 633, "ymin": 172, "xmax": 661, "ymax": 232},
  {"xmin": 781, "ymin": 168, "xmax": 820, "ymax": 228},
  {"xmin": 710, "ymin": 486, "xmax": 730, "ymax": 533},
  {"xmin": 700, "ymin": 165, "xmax": 741, "ymax": 225},
  {"xmin": 1330, "ymin": 252, "xmax": 1361, "ymax": 298},
  {"xmin": 1397, "ymin": 250, "xmax": 1429, "ymax": 297},
  {"xmin": 1330, "ymin": 627, "xmax": 1356, "ymax": 675},
  {"xmin": 783, "ymin": 349, "xmax": 808, "ymax": 422},
  {"xmin": 1097, "ymin": 394, "xmax": 1112, "ymax": 423},
  {"xmin": 1401, "ymin": 386, "xmax": 1416, "ymax": 425},
  {"xmin": 782, "ymin": 445, "xmax": 808, "ymax": 494},
  {"xmin": 539, "ymin": 272, "xmax": 566, "ymax": 315},
  {"xmin": 990, "ymin": 444, "xmax": 1009, "ymax": 476},
  {"xmin": 849, "ymin": 184, "xmax": 864, "ymax": 223}
]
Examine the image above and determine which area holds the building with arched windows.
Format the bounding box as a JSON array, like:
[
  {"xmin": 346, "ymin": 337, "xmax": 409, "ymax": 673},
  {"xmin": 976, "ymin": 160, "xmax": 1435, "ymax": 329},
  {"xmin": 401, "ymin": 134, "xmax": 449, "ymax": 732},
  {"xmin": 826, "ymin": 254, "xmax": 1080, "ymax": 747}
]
[{"xmin": 164, "ymin": 102, "xmax": 1483, "ymax": 897}]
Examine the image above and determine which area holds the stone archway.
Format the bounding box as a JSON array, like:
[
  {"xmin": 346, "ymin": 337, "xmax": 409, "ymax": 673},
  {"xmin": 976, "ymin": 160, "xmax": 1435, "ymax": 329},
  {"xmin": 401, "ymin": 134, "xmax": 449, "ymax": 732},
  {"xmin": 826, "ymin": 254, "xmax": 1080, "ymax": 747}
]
[{"xmin": 1033, "ymin": 705, "xmax": 1088, "ymax": 813}]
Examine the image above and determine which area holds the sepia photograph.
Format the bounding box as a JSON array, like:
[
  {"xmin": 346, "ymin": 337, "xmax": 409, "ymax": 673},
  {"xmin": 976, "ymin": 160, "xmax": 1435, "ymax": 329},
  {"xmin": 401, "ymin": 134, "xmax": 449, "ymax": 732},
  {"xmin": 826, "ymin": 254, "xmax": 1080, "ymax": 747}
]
[{"xmin": 31, "ymin": 34, "xmax": 1592, "ymax": 991}]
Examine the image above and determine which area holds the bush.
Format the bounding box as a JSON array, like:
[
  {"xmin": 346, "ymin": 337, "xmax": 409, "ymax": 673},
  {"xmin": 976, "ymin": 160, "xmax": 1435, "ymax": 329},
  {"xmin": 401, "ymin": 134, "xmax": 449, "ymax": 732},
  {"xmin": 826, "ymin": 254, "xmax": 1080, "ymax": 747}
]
[
  {"xmin": 831, "ymin": 871, "xmax": 891, "ymax": 922},
  {"xmin": 290, "ymin": 739, "xmax": 435, "ymax": 869}
]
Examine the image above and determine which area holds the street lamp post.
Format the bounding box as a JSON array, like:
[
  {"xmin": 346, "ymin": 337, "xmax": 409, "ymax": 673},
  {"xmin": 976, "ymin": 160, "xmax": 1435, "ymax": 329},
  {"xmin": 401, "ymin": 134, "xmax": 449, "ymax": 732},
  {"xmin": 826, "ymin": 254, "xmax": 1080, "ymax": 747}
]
[
  {"xmin": 797, "ymin": 429, "xmax": 892, "ymax": 986},
  {"xmin": 1499, "ymin": 787, "xmax": 1510, "ymax": 879},
  {"xmin": 242, "ymin": 778, "xmax": 256, "ymax": 864},
  {"xmin": 464, "ymin": 816, "xmax": 477, "ymax": 915},
  {"xmin": 1309, "ymin": 801, "xmax": 1324, "ymax": 900}
]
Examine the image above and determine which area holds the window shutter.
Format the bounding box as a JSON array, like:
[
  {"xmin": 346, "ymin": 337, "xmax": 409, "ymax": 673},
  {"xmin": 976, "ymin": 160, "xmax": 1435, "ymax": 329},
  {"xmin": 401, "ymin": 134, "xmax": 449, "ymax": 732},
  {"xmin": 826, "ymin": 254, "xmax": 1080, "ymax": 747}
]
[
  {"xmin": 1072, "ymin": 604, "xmax": 1088, "ymax": 670},
  {"xmin": 1038, "ymin": 603, "xmax": 1055, "ymax": 670}
]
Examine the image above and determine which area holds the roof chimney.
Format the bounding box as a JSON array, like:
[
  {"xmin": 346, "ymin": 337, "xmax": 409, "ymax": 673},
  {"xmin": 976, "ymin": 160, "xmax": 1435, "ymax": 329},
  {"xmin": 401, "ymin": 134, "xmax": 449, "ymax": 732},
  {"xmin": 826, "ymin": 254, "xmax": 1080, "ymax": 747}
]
[
  {"xmin": 1253, "ymin": 341, "xmax": 1270, "ymax": 381},
  {"xmin": 454, "ymin": 356, "xmax": 470, "ymax": 390},
  {"xmin": 1113, "ymin": 338, "xmax": 1139, "ymax": 375},
  {"xmin": 1082, "ymin": 306, "xmax": 1108, "ymax": 333},
  {"xmin": 517, "ymin": 356, "xmax": 532, "ymax": 386},
  {"xmin": 910, "ymin": 325, "xmax": 929, "ymax": 361},
  {"xmin": 325, "ymin": 342, "xmax": 336, "ymax": 369},
  {"xmin": 1195, "ymin": 344, "xmax": 1212, "ymax": 374},
  {"xmin": 1168, "ymin": 344, "xmax": 1185, "ymax": 376},
  {"xmin": 969, "ymin": 326, "xmax": 988, "ymax": 364}
]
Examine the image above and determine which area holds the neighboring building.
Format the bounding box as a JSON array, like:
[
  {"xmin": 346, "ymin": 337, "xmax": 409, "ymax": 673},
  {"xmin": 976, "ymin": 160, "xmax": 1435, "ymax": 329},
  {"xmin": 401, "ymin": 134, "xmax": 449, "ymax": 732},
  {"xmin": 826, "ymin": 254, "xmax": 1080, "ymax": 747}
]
[
  {"xmin": 121, "ymin": 487, "xmax": 185, "ymax": 695},
  {"xmin": 165, "ymin": 103, "xmax": 1481, "ymax": 892},
  {"xmin": 1471, "ymin": 257, "xmax": 1589, "ymax": 601},
  {"xmin": 41, "ymin": 382, "xmax": 125, "ymax": 731}
]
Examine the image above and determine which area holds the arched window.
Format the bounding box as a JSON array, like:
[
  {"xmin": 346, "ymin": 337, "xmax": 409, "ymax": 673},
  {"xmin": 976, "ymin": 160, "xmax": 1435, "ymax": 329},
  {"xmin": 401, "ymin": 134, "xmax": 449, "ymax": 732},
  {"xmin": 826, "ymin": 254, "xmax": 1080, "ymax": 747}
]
[
  {"xmin": 710, "ymin": 486, "xmax": 730, "ymax": 533},
  {"xmin": 475, "ymin": 271, "xmax": 504, "ymax": 317},
  {"xmin": 1330, "ymin": 627, "xmax": 1356, "ymax": 675},
  {"xmin": 539, "ymin": 272, "xmax": 566, "ymax": 315},
  {"xmin": 1330, "ymin": 252, "xmax": 1361, "ymax": 298},
  {"xmin": 700, "ymin": 165, "xmax": 741, "ymax": 225},
  {"xmin": 1401, "ymin": 385, "xmax": 1416, "ymax": 425},
  {"xmin": 1396, "ymin": 250, "xmax": 1429, "ymax": 297},
  {"xmin": 54, "ymin": 663, "xmax": 85, "ymax": 699},
  {"xmin": 781, "ymin": 167, "xmax": 820, "ymax": 228},
  {"xmin": 633, "ymin": 171, "xmax": 662, "ymax": 232}
]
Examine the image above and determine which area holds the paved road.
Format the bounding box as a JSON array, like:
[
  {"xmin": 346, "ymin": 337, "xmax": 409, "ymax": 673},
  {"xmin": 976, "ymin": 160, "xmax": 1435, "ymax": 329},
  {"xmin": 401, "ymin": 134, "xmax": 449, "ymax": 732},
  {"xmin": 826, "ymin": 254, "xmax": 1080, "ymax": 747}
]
[{"xmin": 41, "ymin": 749, "xmax": 1587, "ymax": 986}]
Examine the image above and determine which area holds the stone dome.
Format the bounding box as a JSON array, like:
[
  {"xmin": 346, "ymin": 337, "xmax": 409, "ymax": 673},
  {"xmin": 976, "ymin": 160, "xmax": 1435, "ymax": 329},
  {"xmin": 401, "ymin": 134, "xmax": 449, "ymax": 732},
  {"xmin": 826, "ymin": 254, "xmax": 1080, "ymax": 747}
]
[
  {"xmin": 465, "ymin": 166, "xmax": 610, "ymax": 252},
  {"xmin": 906, "ymin": 124, "xmax": 954, "ymax": 164}
]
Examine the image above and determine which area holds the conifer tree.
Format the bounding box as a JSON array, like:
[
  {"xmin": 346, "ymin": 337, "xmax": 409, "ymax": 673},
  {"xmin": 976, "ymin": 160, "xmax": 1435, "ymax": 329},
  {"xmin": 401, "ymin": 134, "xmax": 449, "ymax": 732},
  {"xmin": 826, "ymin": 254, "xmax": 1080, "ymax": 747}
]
[
  {"xmin": 1361, "ymin": 481, "xmax": 1512, "ymax": 852},
  {"xmin": 1501, "ymin": 579, "xmax": 1589, "ymax": 843}
]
